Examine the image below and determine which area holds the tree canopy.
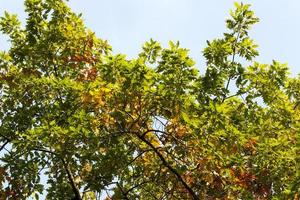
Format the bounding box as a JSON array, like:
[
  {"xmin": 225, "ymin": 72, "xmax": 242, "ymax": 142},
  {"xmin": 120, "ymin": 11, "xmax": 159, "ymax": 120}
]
[{"xmin": 0, "ymin": 1, "xmax": 299, "ymax": 199}]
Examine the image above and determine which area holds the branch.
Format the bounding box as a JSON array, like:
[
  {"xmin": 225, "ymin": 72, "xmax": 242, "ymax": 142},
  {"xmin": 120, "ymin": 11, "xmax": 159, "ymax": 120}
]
[
  {"xmin": 125, "ymin": 149, "xmax": 152, "ymax": 167},
  {"xmin": 223, "ymin": 92, "xmax": 240, "ymax": 101},
  {"xmin": 33, "ymin": 147, "xmax": 58, "ymax": 156},
  {"xmin": 33, "ymin": 148, "xmax": 81, "ymax": 200},
  {"xmin": 293, "ymin": 101, "xmax": 299, "ymax": 110},
  {"xmin": 222, "ymin": 25, "xmax": 242, "ymax": 103},
  {"xmin": 61, "ymin": 158, "xmax": 82, "ymax": 200},
  {"xmin": 0, "ymin": 140, "xmax": 9, "ymax": 152},
  {"xmin": 116, "ymin": 182, "xmax": 130, "ymax": 200},
  {"xmin": 141, "ymin": 129, "xmax": 167, "ymax": 138},
  {"xmin": 136, "ymin": 133, "xmax": 198, "ymax": 200}
]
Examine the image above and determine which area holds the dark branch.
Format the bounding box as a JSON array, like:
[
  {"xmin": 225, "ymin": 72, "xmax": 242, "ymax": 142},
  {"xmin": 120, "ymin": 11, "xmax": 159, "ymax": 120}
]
[
  {"xmin": 0, "ymin": 140, "xmax": 9, "ymax": 152},
  {"xmin": 61, "ymin": 158, "xmax": 82, "ymax": 200},
  {"xmin": 136, "ymin": 133, "xmax": 199, "ymax": 200}
]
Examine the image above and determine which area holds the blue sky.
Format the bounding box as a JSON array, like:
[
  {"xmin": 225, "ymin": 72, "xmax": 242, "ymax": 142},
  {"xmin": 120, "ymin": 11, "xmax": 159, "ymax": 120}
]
[{"xmin": 1, "ymin": 0, "xmax": 299, "ymax": 75}]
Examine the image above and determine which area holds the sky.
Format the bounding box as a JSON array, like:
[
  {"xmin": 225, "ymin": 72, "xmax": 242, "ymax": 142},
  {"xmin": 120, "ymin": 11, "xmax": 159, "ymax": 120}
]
[{"xmin": 0, "ymin": 0, "xmax": 299, "ymax": 75}]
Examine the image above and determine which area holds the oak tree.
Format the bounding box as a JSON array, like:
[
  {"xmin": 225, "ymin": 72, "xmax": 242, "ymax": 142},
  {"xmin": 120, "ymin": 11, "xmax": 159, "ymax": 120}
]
[{"xmin": 0, "ymin": 1, "xmax": 299, "ymax": 199}]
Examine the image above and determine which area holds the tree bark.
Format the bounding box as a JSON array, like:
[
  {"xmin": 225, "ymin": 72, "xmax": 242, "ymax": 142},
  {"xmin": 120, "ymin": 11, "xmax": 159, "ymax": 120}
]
[
  {"xmin": 137, "ymin": 133, "xmax": 199, "ymax": 200},
  {"xmin": 61, "ymin": 158, "xmax": 82, "ymax": 200}
]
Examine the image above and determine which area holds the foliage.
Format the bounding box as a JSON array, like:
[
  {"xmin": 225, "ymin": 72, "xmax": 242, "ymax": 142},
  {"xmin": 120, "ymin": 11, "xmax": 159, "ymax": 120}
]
[{"xmin": 0, "ymin": 1, "xmax": 299, "ymax": 199}]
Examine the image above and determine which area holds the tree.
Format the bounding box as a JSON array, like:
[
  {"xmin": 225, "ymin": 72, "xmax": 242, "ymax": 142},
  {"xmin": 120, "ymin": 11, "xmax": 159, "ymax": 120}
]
[{"xmin": 0, "ymin": 1, "xmax": 299, "ymax": 199}]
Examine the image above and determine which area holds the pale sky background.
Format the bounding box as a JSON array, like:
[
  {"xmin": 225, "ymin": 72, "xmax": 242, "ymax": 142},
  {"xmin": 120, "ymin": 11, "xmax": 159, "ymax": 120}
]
[{"xmin": 0, "ymin": 0, "xmax": 300, "ymax": 75}]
